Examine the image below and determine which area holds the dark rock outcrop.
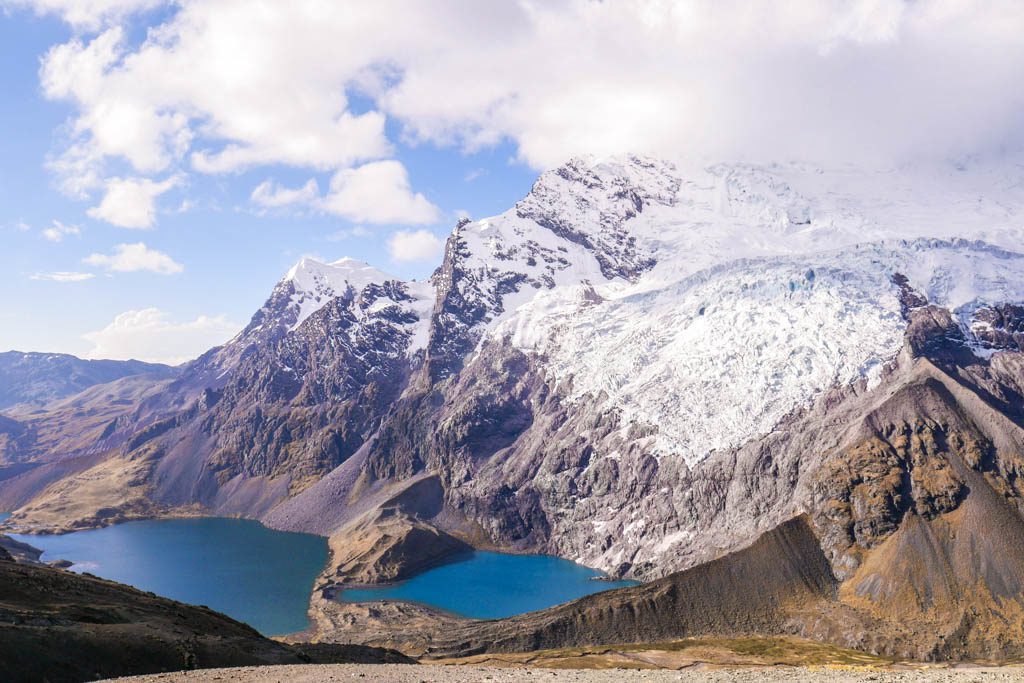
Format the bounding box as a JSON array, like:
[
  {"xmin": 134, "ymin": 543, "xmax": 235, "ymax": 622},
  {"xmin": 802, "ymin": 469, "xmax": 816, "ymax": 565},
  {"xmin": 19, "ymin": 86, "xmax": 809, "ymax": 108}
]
[{"xmin": 971, "ymin": 303, "xmax": 1024, "ymax": 351}]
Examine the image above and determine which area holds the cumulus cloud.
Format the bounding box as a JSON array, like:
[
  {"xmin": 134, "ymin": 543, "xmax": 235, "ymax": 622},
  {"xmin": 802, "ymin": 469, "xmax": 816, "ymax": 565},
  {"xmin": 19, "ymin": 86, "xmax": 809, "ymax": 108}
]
[
  {"xmin": 250, "ymin": 164, "xmax": 437, "ymax": 224},
  {"xmin": 36, "ymin": 5, "xmax": 390, "ymax": 185},
  {"xmin": 25, "ymin": 0, "xmax": 1024, "ymax": 183},
  {"xmin": 29, "ymin": 271, "xmax": 95, "ymax": 282},
  {"xmin": 387, "ymin": 229, "xmax": 444, "ymax": 263},
  {"xmin": 83, "ymin": 242, "xmax": 183, "ymax": 274},
  {"xmin": 82, "ymin": 307, "xmax": 240, "ymax": 364},
  {"xmin": 86, "ymin": 175, "xmax": 182, "ymax": 228},
  {"xmin": 3, "ymin": 0, "xmax": 162, "ymax": 31},
  {"xmin": 321, "ymin": 161, "xmax": 440, "ymax": 225},
  {"xmin": 390, "ymin": 0, "xmax": 1024, "ymax": 166},
  {"xmin": 250, "ymin": 178, "xmax": 318, "ymax": 208},
  {"xmin": 41, "ymin": 219, "xmax": 81, "ymax": 242}
]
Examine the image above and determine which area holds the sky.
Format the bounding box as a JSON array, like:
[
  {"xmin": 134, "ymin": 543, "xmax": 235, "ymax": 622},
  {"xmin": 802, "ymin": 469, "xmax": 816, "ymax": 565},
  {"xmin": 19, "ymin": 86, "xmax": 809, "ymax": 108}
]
[{"xmin": 1, "ymin": 0, "xmax": 1022, "ymax": 364}]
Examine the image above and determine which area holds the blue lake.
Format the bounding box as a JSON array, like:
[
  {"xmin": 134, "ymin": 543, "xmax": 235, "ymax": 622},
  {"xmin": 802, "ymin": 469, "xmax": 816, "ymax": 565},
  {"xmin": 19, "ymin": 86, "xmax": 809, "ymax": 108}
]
[
  {"xmin": 11, "ymin": 517, "xmax": 327, "ymax": 636},
  {"xmin": 340, "ymin": 551, "xmax": 638, "ymax": 620},
  {"xmin": 6, "ymin": 515, "xmax": 638, "ymax": 630}
]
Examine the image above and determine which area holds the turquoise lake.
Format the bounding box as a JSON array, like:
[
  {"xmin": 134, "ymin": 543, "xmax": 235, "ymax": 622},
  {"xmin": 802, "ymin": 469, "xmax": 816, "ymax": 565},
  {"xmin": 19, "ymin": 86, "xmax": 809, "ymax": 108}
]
[
  {"xmin": 7, "ymin": 515, "xmax": 638, "ymax": 630},
  {"xmin": 340, "ymin": 551, "xmax": 638, "ymax": 619},
  {"xmin": 10, "ymin": 517, "xmax": 327, "ymax": 636}
]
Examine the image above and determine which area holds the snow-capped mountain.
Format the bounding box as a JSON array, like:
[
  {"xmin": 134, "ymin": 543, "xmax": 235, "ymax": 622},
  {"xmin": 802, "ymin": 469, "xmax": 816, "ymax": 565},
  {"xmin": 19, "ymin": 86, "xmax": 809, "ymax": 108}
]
[
  {"xmin": 279, "ymin": 256, "xmax": 434, "ymax": 334},
  {"xmin": 419, "ymin": 155, "xmax": 1024, "ymax": 468},
  {"xmin": 6, "ymin": 154, "xmax": 1024, "ymax": 659},
  {"xmin": 180, "ymin": 256, "xmax": 433, "ymax": 390},
  {"xmin": 506, "ymin": 238, "xmax": 1024, "ymax": 466}
]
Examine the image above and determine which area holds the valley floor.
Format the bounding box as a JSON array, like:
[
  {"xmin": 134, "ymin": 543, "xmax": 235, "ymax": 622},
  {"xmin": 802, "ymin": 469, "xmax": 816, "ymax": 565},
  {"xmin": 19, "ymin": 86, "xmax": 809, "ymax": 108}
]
[{"xmin": 99, "ymin": 664, "xmax": 1024, "ymax": 683}]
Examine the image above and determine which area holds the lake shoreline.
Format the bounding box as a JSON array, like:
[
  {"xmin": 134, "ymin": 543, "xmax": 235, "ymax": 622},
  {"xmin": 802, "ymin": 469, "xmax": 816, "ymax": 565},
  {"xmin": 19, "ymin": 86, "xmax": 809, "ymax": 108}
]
[
  {"xmin": 333, "ymin": 550, "xmax": 638, "ymax": 620},
  {"xmin": 5, "ymin": 512, "xmax": 637, "ymax": 639},
  {"xmin": 0, "ymin": 506, "xmax": 216, "ymax": 536}
]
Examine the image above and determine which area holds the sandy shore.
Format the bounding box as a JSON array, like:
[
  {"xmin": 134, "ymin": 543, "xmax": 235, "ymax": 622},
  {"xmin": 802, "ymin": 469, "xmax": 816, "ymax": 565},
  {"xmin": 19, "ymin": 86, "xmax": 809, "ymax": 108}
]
[{"xmin": 101, "ymin": 663, "xmax": 1024, "ymax": 682}]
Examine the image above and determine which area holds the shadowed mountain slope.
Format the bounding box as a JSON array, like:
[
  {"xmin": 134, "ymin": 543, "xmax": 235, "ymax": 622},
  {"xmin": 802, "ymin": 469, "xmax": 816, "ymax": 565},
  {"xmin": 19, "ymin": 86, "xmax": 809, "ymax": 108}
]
[{"xmin": 424, "ymin": 516, "xmax": 836, "ymax": 657}]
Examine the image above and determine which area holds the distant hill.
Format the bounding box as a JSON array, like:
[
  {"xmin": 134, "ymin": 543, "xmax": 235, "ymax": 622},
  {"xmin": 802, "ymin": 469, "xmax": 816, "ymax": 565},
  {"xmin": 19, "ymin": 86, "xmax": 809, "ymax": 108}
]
[{"xmin": 0, "ymin": 351, "xmax": 175, "ymax": 410}]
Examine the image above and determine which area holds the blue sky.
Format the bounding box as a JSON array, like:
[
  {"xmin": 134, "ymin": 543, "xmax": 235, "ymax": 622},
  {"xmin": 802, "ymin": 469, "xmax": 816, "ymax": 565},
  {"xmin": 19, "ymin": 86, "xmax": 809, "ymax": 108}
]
[
  {"xmin": 0, "ymin": 8, "xmax": 538, "ymax": 362},
  {"xmin": 1, "ymin": 1, "xmax": 1021, "ymax": 363}
]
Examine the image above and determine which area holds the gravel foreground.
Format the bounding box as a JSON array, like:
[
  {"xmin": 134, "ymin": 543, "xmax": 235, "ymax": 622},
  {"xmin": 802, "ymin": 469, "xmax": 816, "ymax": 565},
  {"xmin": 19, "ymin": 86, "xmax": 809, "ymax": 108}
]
[{"xmin": 101, "ymin": 663, "xmax": 1024, "ymax": 683}]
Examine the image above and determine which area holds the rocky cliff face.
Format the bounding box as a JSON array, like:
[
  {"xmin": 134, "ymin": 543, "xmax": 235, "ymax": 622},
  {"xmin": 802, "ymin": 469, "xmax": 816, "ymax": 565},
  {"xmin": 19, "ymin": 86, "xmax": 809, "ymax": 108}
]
[{"xmin": 5, "ymin": 156, "xmax": 1024, "ymax": 660}]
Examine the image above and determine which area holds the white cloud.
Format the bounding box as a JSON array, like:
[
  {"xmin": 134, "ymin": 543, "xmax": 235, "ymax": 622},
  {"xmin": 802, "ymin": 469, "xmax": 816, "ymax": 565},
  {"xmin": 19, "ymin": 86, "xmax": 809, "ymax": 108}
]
[
  {"xmin": 87, "ymin": 175, "xmax": 182, "ymax": 228},
  {"xmin": 251, "ymin": 166, "xmax": 438, "ymax": 224},
  {"xmin": 41, "ymin": 219, "xmax": 81, "ymax": 242},
  {"xmin": 37, "ymin": 6, "xmax": 390, "ymax": 183},
  {"xmin": 28, "ymin": 0, "xmax": 1024, "ymax": 182},
  {"xmin": 29, "ymin": 271, "xmax": 95, "ymax": 282},
  {"xmin": 250, "ymin": 178, "xmax": 318, "ymax": 208},
  {"xmin": 3, "ymin": 0, "xmax": 162, "ymax": 31},
  {"xmin": 321, "ymin": 161, "xmax": 440, "ymax": 225},
  {"xmin": 83, "ymin": 242, "xmax": 183, "ymax": 274},
  {"xmin": 82, "ymin": 307, "xmax": 241, "ymax": 365},
  {"xmin": 387, "ymin": 229, "xmax": 444, "ymax": 263}
]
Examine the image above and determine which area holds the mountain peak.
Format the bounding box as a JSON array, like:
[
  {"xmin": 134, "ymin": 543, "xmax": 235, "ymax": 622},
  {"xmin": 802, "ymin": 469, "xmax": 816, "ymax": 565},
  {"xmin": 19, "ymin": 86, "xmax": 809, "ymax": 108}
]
[
  {"xmin": 285, "ymin": 255, "xmax": 389, "ymax": 285},
  {"xmin": 282, "ymin": 256, "xmax": 401, "ymax": 326}
]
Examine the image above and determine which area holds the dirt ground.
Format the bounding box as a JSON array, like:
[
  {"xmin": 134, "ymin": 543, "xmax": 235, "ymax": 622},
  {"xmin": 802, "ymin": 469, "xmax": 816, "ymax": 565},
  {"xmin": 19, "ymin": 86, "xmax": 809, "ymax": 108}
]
[{"xmin": 102, "ymin": 663, "xmax": 1024, "ymax": 683}]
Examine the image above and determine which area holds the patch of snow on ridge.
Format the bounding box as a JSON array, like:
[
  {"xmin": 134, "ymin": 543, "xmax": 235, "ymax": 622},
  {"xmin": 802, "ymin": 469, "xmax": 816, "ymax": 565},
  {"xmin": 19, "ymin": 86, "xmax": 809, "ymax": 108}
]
[
  {"xmin": 402, "ymin": 280, "xmax": 439, "ymax": 353},
  {"xmin": 506, "ymin": 240, "xmax": 1024, "ymax": 466},
  {"xmin": 285, "ymin": 257, "xmax": 395, "ymax": 328},
  {"xmin": 282, "ymin": 255, "xmax": 436, "ymax": 354}
]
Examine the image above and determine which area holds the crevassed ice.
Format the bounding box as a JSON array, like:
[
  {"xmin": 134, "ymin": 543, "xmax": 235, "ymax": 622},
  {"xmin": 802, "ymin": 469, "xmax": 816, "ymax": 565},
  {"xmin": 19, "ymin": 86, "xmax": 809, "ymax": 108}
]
[
  {"xmin": 464, "ymin": 157, "xmax": 1024, "ymax": 467},
  {"xmin": 503, "ymin": 240, "xmax": 1024, "ymax": 467}
]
